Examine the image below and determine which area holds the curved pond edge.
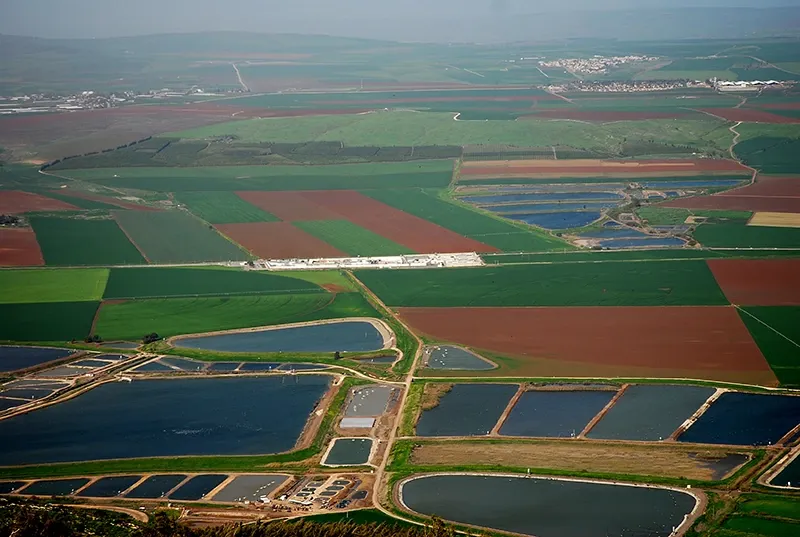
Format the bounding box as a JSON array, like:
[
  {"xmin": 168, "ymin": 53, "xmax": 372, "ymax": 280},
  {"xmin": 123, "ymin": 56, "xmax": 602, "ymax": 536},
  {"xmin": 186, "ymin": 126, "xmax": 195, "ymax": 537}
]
[
  {"xmin": 760, "ymin": 446, "xmax": 800, "ymax": 490},
  {"xmin": 422, "ymin": 345, "xmax": 498, "ymax": 370},
  {"xmin": 395, "ymin": 472, "xmax": 705, "ymax": 537},
  {"xmin": 167, "ymin": 317, "xmax": 396, "ymax": 352}
]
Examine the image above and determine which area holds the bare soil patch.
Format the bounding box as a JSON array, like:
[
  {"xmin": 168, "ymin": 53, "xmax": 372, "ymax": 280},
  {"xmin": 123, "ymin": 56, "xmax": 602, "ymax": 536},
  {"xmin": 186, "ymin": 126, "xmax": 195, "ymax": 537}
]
[
  {"xmin": 707, "ymin": 259, "xmax": 800, "ymax": 306},
  {"xmin": 236, "ymin": 191, "xmax": 343, "ymax": 222},
  {"xmin": 700, "ymin": 108, "xmax": 800, "ymax": 124},
  {"xmin": 460, "ymin": 158, "xmax": 748, "ymax": 177},
  {"xmin": 410, "ymin": 441, "xmax": 750, "ymax": 481},
  {"xmin": 0, "ymin": 227, "xmax": 44, "ymax": 266},
  {"xmin": 663, "ymin": 176, "xmax": 800, "ymax": 213},
  {"xmin": 0, "ymin": 191, "xmax": 79, "ymax": 214}
]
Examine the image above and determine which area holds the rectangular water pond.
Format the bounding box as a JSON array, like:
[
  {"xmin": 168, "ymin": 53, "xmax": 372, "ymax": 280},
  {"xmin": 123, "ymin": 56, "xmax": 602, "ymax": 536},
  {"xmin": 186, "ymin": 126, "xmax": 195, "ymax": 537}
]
[
  {"xmin": 124, "ymin": 475, "xmax": 188, "ymax": 499},
  {"xmin": 132, "ymin": 361, "xmax": 175, "ymax": 372},
  {"xmin": 0, "ymin": 398, "xmax": 26, "ymax": 412},
  {"xmin": 509, "ymin": 211, "xmax": 602, "ymax": 230},
  {"xmin": 487, "ymin": 202, "xmax": 620, "ymax": 214},
  {"xmin": 588, "ymin": 385, "xmax": 715, "ymax": 441},
  {"xmin": 77, "ymin": 476, "xmax": 143, "ymax": 498},
  {"xmin": 771, "ymin": 455, "xmax": 800, "ymax": 488},
  {"xmin": 401, "ymin": 475, "xmax": 697, "ymax": 537},
  {"xmin": 464, "ymin": 192, "xmax": 623, "ymax": 204},
  {"xmin": 238, "ymin": 362, "xmax": 282, "ymax": 371},
  {"xmin": 0, "ymin": 376, "xmax": 330, "ymax": 465},
  {"xmin": 0, "ymin": 481, "xmax": 26, "ymax": 494},
  {"xmin": 208, "ymin": 362, "xmax": 241, "ymax": 372},
  {"xmin": 174, "ymin": 321, "xmax": 386, "ymax": 353},
  {"xmin": 323, "ymin": 438, "xmax": 373, "ymax": 466},
  {"xmin": 159, "ymin": 357, "xmax": 206, "ymax": 371},
  {"xmin": 211, "ymin": 475, "xmax": 289, "ymax": 503},
  {"xmin": 500, "ymin": 390, "xmax": 615, "ymax": 438},
  {"xmin": 19, "ymin": 478, "xmax": 90, "ymax": 496},
  {"xmin": 417, "ymin": 384, "xmax": 518, "ymax": 437},
  {"xmin": 71, "ymin": 359, "xmax": 115, "ymax": 368},
  {"xmin": 345, "ymin": 386, "xmax": 394, "ymax": 417},
  {"xmin": 679, "ymin": 393, "xmax": 800, "ymax": 446},
  {"xmin": 0, "ymin": 346, "xmax": 74, "ymax": 372},
  {"xmin": 169, "ymin": 474, "xmax": 228, "ymax": 501}
]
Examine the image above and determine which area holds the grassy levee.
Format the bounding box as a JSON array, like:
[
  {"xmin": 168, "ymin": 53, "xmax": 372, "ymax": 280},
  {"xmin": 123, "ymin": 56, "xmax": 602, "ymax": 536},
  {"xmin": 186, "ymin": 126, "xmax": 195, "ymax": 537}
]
[
  {"xmin": 0, "ymin": 376, "xmax": 366, "ymax": 480},
  {"xmin": 0, "ymin": 268, "xmax": 109, "ymax": 304},
  {"xmin": 355, "ymin": 260, "xmax": 729, "ymax": 307},
  {"xmin": 102, "ymin": 266, "xmax": 321, "ymax": 300},
  {"xmin": 481, "ymin": 249, "xmax": 800, "ymax": 265},
  {"xmin": 61, "ymin": 161, "xmax": 455, "ymax": 192},
  {"xmin": 362, "ymin": 189, "xmax": 570, "ymax": 252},
  {"xmin": 386, "ymin": 439, "xmax": 767, "ymax": 489},
  {"xmin": 174, "ymin": 191, "xmax": 279, "ymax": 224},
  {"xmin": 398, "ymin": 382, "xmax": 424, "ymax": 437}
]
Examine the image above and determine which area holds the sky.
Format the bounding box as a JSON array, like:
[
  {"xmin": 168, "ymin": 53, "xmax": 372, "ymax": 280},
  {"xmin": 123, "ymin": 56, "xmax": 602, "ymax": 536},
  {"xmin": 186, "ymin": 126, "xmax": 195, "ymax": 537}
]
[{"xmin": 1, "ymin": 0, "xmax": 798, "ymax": 40}]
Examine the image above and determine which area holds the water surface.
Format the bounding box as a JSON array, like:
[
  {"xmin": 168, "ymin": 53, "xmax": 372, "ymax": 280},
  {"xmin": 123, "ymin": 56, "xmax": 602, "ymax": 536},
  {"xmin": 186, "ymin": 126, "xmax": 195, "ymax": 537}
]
[
  {"xmin": 125, "ymin": 475, "xmax": 187, "ymax": 499},
  {"xmin": 417, "ymin": 384, "xmax": 517, "ymax": 437},
  {"xmin": 323, "ymin": 438, "xmax": 373, "ymax": 465},
  {"xmin": 500, "ymin": 390, "xmax": 614, "ymax": 438},
  {"xmin": 771, "ymin": 455, "xmax": 800, "ymax": 488},
  {"xmin": 427, "ymin": 346, "xmax": 495, "ymax": 371},
  {"xmin": 212, "ymin": 475, "xmax": 288, "ymax": 502},
  {"xmin": 77, "ymin": 476, "xmax": 143, "ymax": 498},
  {"xmin": 19, "ymin": 479, "xmax": 89, "ymax": 496},
  {"xmin": 169, "ymin": 475, "xmax": 228, "ymax": 501},
  {"xmin": 0, "ymin": 346, "xmax": 73, "ymax": 372}
]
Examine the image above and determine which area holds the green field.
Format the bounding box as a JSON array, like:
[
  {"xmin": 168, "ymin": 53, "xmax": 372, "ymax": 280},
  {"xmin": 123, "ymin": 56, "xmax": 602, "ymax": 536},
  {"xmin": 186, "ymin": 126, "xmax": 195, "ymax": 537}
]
[
  {"xmin": 174, "ymin": 191, "xmax": 279, "ymax": 224},
  {"xmin": 113, "ymin": 210, "xmax": 249, "ymax": 263},
  {"xmin": 737, "ymin": 494, "xmax": 800, "ymax": 520},
  {"xmin": 734, "ymin": 134, "xmax": 800, "ymax": 174},
  {"xmin": 294, "ymin": 220, "xmax": 414, "ymax": 256},
  {"xmin": 355, "ymin": 260, "xmax": 728, "ymax": 307},
  {"xmin": 363, "ymin": 189, "xmax": 569, "ymax": 252},
  {"xmin": 29, "ymin": 217, "xmax": 146, "ymax": 266},
  {"xmin": 694, "ymin": 222, "xmax": 800, "ymax": 248},
  {"xmin": 637, "ymin": 207, "xmax": 753, "ymax": 226},
  {"xmin": 169, "ymin": 113, "xmax": 733, "ymax": 156},
  {"xmin": 94, "ymin": 292, "xmax": 377, "ymax": 340},
  {"xmin": 722, "ymin": 515, "xmax": 800, "ymax": 537},
  {"xmin": 28, "ymin": 189, "xmax": 121, "ymax": 210},
  {"xmin": 60, "ymin": 161, "xmax": 455, "ymax": 192},
  {"xmin": 0, "ymin": 268, "xmax": 109, "ymax": 304},
  {"xmin": 272, "ymin": 270, "xmax": 358, "ymax": 292},
  {"xmin": 738, "ymin": 306, "xmax": 800, "ymax": 386},
  {"xmin": 0, "ymin": 301, "xmax": 100, "ymax": 342},
  {"xmin": 102, "ymin": 267, "xmax": 321, "ymax": 299}
]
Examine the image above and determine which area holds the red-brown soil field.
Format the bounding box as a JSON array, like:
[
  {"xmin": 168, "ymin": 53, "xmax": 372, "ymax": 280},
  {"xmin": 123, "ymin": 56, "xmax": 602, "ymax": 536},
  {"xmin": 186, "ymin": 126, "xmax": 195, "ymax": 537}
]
[
  {"xmin": 0, "ymin": 228, "xmax": 44, "ymax": 266},
  {"xmin": 238, "ymin": 190, "xmax": 498, "ymax": 254},
  {"xmin": 0, "ymin": 191, "xmax": 78, "ymax": 214},
  {"xmin": 707, "ymin": 259, "xmax": 800, "ymax": 306},
  {"xmin": 526, "ymin": 110, "xmax": 691, "ymax": 121},
  {"xmin": 215, "ymin": 222, "xmax": 346, "ymax": 259},
  {"xmin": 663, "ymin": 177, "xmax": 800, "ymax": 213},
  {"xmin": 399, "ymin": 306, "xmax": 777, "ymax": 385},
  {"xmin": 459, "ymin": 158, "xmax": 749, "ymax": 178},
  {"xmin": 700, "ymin": 108, "xmax": 800, "ymax": 124}
]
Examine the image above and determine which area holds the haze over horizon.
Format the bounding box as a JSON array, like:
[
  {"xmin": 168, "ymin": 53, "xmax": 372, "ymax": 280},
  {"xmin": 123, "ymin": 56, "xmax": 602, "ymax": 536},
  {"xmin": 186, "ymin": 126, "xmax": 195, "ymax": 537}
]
[{"xmin": 2, "ymin": 0, "xmax": 800, "ymax": 42}]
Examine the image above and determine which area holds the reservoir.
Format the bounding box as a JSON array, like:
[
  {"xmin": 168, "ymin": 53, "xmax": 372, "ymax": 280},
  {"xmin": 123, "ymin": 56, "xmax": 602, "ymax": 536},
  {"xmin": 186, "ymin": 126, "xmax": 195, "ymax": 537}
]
[
  {"xmin": 0, "ymin": 376, "xmax": 330, "ymax": 465},
  {"xmin": 174, "ymin": 321, "xmax": 386, "ymax": 353},
  {"xmin": 401, "ymin": 474, "xmax": 697, "ymax": 537}
]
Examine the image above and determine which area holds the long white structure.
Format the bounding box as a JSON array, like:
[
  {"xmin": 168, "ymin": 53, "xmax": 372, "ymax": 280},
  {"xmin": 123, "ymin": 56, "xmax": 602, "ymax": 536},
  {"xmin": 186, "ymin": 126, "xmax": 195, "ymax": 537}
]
[{"xmin": 243, "ymin": 252, "xmax": 484, "ymax": 271}]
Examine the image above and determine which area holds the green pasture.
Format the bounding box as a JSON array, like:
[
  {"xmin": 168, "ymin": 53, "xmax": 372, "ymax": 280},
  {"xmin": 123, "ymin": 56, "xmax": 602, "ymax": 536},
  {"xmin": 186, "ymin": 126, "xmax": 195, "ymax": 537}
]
[
  {"xmin": 273, "ymin": 270, "xmax": 357, "ymax": 292},
  {"xmin": 94, "ymin": 292, "xmax": 377, "ymax": 340},
  {"xmin": 113, "ymin": 210, "xmax": 249, "ymax": 263},
  {"xmin": 0, "ymin": 268, "xmax": 108, "ymax": 304},
  {"xmin": 481, "ymin": 249, "xmax": 800, "ymax": 265},
  {"xmin": 734, "ymin": 131, "xmax": 800, "ymax": 174},
  {"xmin": 739, "ymin": 306, "xmax": 800, "ymax": 387},
  {"xmin": 102, "ymin": 267, "xmax": 321, "ymax": 300},
  {"xmin": 174, "ymin": 191, "xmax": 279, "ymax": 224},
  {"xmin": 61, "ymin": 161, "xmax": 454, "ymax": 192},
  {"xmin": 694, "ymin": 222, "xmax": 800, "ymax": 249},
  {"xmin": 355, "ymin": 260, "xmax": 728, "ymax": 307},
  {"xmin": 29, "ymin": 217, "xmax": 146, "ymax": 266},
  {"xmin": 294, "ymin": 220, "xmax": 414, "ymax": 256},
  {"xmin": 29, "ymin": 190, "xmax": 120, "ymax": 210},
  {"xmin": 363, "ymin": 189, "xmax": 569, "ymax": 252},
  {"xmin": 169, "ymin": 113, "xmax": 733, "ymax": 156},
  {"xmin": 0, "ymin": 301, "xmax": 100, "ymax": 342},
  {"xmin": 637, "ymin": 207, "xmax": 752, "ymax": 226},
  {"xmin": 737, "ymin": 494, "xmax": 800, "ymax": 520},
  {"xmin": 721, "ymin": 515, "xmax": 800, "ymax": 536}
]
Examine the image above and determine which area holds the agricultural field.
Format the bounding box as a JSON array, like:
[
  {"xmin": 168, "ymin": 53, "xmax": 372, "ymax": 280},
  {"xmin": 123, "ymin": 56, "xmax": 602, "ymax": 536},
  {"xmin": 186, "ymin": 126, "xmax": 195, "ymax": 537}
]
[
  {"xmin": 0, "ymin": 301, "xmax": 100, "ymax": 342},
  {"xmin": 293, "ymin": 221, "xmax": 414, "ymax": 257},
  {"xmin": 738, "ymin": 306, "xmax": 800, "ymax": 386},
  {"xmin": 0, "ymin": 269, "xmax": 108, "ymax": 304},
  {"xmin": 174, "ymin": 192, "xmax": 279, "ymax": 224},
  {"xmin": 694, "ymin": 222, "xmax": 800, "ymax": 248},
  {"xmin": 113, "ymin": 210, "xmax": 250, "ymax": 263}
]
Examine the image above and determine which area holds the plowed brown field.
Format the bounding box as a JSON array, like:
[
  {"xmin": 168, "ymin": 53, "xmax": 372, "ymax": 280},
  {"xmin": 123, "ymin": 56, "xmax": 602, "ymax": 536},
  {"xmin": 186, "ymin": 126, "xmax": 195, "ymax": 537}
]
[
  {"xmin": 0, "ymin": 191, "xmax": 78, "ymax": 214},
  {"xmin": 708, "ymin": 259, "xmax": 800, "ymax": 306},
  {"xmin": 663, "ymin": 177, "xmax": 800, "ymax": 213},
  {"xmin": 459, "ymin": 158, "xmax": 748, "ymax": 178},
  {"xmin": 215, "ymin": 222, "xmax": 346, "ymax": 259},
  {"xmin": 400, "ymin": 306, "xmax": 776, "ymax": 385},
  {"xmin": 700, "ymin": 108, "xmax": 800, "ymax": 124},
  {"xmin": 236, "ymin": 191, "xmax": 343, "ymax": 221},
  {"xmin": 0, "ymin": 228, "xmax": 44, "ymax": 266}
]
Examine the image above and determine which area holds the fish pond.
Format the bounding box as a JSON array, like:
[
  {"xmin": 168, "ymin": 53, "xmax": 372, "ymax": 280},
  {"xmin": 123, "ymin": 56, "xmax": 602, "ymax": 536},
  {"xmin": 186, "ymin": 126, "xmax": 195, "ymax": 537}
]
[
  {"xmin": 771, "ymin": 455, "xmax": 800, "ymax": 488},
  {"xmin": 416, "ymin": 384, "xmax": 517, "ymax": 437},
  {"xmin": 426, "ymin": 346, "xmax": 495, "ymax": 371},
  {"xmin": 323, "ymin": 438, "xmax": 374, "ymax": 466},
  {"xmin": 345, "ymin": 386, "xmax": 394, "ymax": 417},
  {"xmin": 463, "ymin": 192, "xmax": 623, "ymax": 204},
  {"xmin": 212, "ymin": 475, "xmax": 289, "ymax": 502},
  {"xmin": 77, "ymin": 476, "xmax": 143, "ymax": 498},
  {"xmin": 588, "ymin": 385, "xmax": 715, "ymax": 441},
  {"xmin": 0, "ymin": 376, "xmax": 330, "ymax": 465},
  {"xmin": 125, "ymin": 475, "xmax": 188, "ymax": 499},
  {"xmin": 599, "ymin": 237, "xmax": 686, "ymax": 249},
  {"xmin": 0, "ymin": 346, "xmax": 74, "ymax": 372},
  {"xmin": 509, "ymin": 211, "xmax": 602, "ymax": 230},
  {"xmin": 486, "ymin": 201, "xmax": 620, "ymax": 214},
  {"xmin": 169, "ymin": 474, "xmax": 228, "ymax": 501},
  {"xmin": 401, "ymin": 474, "xmax": 697, "ymax": 537},
  {"xmin": 19, "ymin": 479, "xmax": 90, "ymax": 497},
  {"xmin": 174, "ymin": 321, "xmax": 386, "ymax": 353},
  {"xmin": 500, "ymin": 390, "xmax": 615, "ymax": 438},
  {"xmin": 679, "ymin": 393, "xmax": 800, "ymax": 446}
]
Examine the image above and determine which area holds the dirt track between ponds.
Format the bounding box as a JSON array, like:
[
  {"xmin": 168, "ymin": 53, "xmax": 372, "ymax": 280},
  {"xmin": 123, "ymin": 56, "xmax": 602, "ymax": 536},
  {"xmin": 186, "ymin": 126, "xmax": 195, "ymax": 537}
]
[{"xmin": 409, "ymin": 441, "xmax": 752, "ymax": 481}]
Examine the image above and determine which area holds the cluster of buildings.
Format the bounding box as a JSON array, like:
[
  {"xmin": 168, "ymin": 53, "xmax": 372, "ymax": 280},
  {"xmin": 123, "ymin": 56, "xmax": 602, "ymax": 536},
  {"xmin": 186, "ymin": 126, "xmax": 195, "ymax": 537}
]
[
  {"xmin": 539, "ymin": 55, "xmax": 659, "ymax": 75},
  {"xmin": 545, "ymin": 79, "xmax": 706, "ymax": 93},
  {"xmin": 244, "ymin": 253, "xmax": 485, "ymax": 271},
  {"xmin": 713, "ymin": 79, "xmax": 790, "ymax": 92}
]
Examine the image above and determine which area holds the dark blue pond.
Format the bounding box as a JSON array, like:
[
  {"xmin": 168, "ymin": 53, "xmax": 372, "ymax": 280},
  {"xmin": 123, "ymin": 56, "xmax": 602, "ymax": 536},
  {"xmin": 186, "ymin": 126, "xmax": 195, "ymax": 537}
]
[
  {"xmin": 771, "ymin": 456, "xmax": 800, "ymax": 488},
  {"xmin": 0, "ymin": 346, "xmax": 73, "ymax": 372},
  {"xmin": 465, "ymin": 192, "xmax": 623, "ymax": 204},
  {"xmin": 71, "ymin": 359, "xmax": 114, "ymax": 368},
  {"xmin": 427, "ymin": 346, "xmax": 495, "ymax": 371},
  {"xmin": 581, "ymin": 228, "xmax": 648, "ymax": 239},
  {"xmin": 642, "ymin": 180, "xmax": 744, "ymax": 189},
  {"xmin": 19, "ymin": 479, "xmax": 90, "ymax": 496},
  {"xmin": 125, "ymin": 475, "xmax": 187, "ymax": 499},
  {"xmin": 208, "ymin": 362, "xmax": 240, "ymax": 372},
  {"xmin": 588, "ymin": 385, "xmax": 715, "ymax": 441},
  {"xmin": 238, "ymin": 362, "xmax": 282, "ymax": 371},
  {"xmin": 169, "ymin": 474, "xmax": 228, "ymax": 501},
  {"xmin": 509, "ymin": 211, "xmax": 602, "ymax": 229},
  {"xmin": 0, "ymin": 399, "xmax": 25, "ymax": 411},
  {"xmin": 0, "ymin": 481, "xmax": 25, "ymax": 494},
  {"xmin": 402, "ymin": 475, "xmax": 697, "ymax": 537},
  {"xmin": 132, "ymin": 361, "xmax": 174, "ymax": 372},
  {"xmin": 487, "ymin": 202, "xmax": 619, "ymax": 214},
  {"xmin": 500, "ymin": 390, "xmax": 615, "ymax": 438},
  {"xmin": 175, "ymin": 321, "xmax": 385, "ymax": 353},
  {"xmin": 77, "ymin": 476, "xmax": 143, "ymax": 498},
  {"xmin": 323, "ymin": 438, "xmax": 373, "ymax": 465},
  {"xmin": 417, "ymin": 384, "xmax": 517, "ymax": 437},
  {"xmin": 600, "ymin": 237, "xmax": 686, "ymax": 249},
  {"xmin": 0, "ymin": 376, "xmax": 330, "ymax": 465},
  {"xmin": 679, "ymin": 393, "xmax": 800, "ymax": 446}
]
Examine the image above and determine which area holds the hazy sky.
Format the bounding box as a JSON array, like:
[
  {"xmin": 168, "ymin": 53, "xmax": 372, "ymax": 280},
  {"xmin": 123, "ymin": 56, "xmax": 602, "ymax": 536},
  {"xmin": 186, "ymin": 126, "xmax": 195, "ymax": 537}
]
[{"xmin": 1, "ymin": 0, "xmax": 798, "ymax": 39}]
